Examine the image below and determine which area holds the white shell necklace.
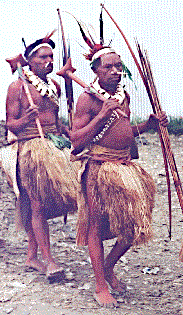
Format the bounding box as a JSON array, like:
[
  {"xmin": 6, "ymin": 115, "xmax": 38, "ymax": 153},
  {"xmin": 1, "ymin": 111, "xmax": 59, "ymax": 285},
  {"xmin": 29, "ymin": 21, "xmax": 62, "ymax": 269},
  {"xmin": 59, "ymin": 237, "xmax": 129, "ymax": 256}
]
[
  {"xmin": 24, "ymin": 69, "xmax": 59, "ymax": 105},
  {"xmin": 92, "ymin": 79, "xmax": 126, "ymax": 105}
]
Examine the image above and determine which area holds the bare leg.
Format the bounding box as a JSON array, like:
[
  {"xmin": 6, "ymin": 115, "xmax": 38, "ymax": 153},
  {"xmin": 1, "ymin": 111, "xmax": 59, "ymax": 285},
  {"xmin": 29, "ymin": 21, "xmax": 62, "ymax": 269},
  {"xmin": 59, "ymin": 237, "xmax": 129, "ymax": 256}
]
[
  {"xmin": 88, "ymin": 225, "xmax": 118, "ymax": 308},
  {"xmin": 86, "ymin": 164, "xmax": 118, "ymax": 308},
  {"xmin": 18, "ymin": 190, "xmax": 46, "ymax": 273},
  {"xmin": 104, "ymin": 238, "xmax": 133, "ymax": 292},
  {"xmin": 31, "ymin": 200, "xmax": 63, "ymax": 278},
  {"xmin": 179, "ymin": 242, "xmax": 183, "ymax": 262},
  {"xmin": 25, "ymin": 220, "xmax": 46, "ymax": 273}
]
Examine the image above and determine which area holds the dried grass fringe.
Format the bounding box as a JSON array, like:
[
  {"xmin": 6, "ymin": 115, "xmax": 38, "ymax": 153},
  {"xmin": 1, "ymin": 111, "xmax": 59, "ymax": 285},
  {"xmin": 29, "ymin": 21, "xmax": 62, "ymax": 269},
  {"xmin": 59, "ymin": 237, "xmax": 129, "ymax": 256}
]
[
  {"xmin": 76, "ymin": 160, "xmax": 156, "ymax": 246},
  {"xmin": 19, "ymin": 138, "xmax": 80, "ymax": 204}
]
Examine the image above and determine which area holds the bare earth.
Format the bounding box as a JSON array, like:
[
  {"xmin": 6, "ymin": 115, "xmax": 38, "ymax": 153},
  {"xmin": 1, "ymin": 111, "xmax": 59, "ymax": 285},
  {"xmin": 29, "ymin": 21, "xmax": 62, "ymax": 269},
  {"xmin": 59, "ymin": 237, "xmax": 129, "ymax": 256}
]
[{"xmin": 0, "ymin": 122, "xmax": 183, "ymax": 315}]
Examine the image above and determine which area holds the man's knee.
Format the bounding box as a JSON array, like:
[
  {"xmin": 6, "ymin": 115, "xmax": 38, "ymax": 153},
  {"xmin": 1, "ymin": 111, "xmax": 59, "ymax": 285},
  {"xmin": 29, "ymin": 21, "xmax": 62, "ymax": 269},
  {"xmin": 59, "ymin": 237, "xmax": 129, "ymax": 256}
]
[
  {"xmin": 118, "ymin": 228, "xmax": 134, "ymax": 248},
  {"xmin": 31, "ymin": 201, "xmax": 44, "ymax": 219},
  {"xmin": 88, "ymin": 220, "xmax": 102, "ymax": 241}
]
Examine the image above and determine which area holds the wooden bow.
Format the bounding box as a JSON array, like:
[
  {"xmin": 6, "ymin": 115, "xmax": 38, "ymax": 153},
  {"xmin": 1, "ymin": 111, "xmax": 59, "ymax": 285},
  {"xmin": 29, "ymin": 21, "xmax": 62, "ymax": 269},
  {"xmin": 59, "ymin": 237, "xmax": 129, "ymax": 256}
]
[
  {"xmin": 101, "ymin": 3, "xmax": 183, "ymax": 238},
  {"xmin": 57, "ymin": 8, "xmax": 74, "ymax": 129}
]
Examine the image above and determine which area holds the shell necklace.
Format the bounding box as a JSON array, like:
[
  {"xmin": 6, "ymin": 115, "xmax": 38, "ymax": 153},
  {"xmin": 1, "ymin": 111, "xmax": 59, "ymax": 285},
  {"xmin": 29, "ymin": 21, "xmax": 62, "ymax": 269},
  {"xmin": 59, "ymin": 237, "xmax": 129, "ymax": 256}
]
[
  {"xmin": 24, "ymin": 69, "xmax": 59, "ymax": 105},
  {"xmin": 92, "ymin": 79, "xmax": 126, "ymax": 105}
]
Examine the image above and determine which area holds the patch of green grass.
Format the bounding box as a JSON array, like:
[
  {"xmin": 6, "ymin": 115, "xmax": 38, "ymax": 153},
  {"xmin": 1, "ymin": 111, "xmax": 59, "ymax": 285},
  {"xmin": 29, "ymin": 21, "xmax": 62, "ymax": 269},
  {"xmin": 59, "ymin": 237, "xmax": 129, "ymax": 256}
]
[
  {"xmin": 131, "ymin": 116, "xmax": 183, "ymax": 136},
  {"xmin": 60, "ymin": 116, "xmax": 183, "ymax": 136},
  {"xmin": 167, "ymin": 116, "xmax": 183, "ymax": 136}
]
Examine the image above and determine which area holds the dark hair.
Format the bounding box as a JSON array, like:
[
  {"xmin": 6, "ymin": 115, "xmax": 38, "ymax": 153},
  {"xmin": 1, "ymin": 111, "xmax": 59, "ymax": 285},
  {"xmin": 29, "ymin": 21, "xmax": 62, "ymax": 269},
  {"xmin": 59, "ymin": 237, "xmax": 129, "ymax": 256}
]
[
  {"xmin": 90, "ymin": 58, "xmax": 101, "ymax": 71},
  {"xmin": 84, "ymin": 44, "xmax": 112, "ymax": 71},
  {"xmin": 24, "ymin": 38, "xmax": 55, "ymax": 60}
]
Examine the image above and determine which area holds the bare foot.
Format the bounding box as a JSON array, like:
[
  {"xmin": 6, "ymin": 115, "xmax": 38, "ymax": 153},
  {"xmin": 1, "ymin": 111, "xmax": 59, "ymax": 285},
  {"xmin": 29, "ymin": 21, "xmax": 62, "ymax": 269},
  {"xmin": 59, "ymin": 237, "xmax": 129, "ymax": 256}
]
[
  {"xmin": 93, "ymin": 289, "xmax": 118, "ymax": 308},
  {"xmin": 179, "ymin": 244, "xmax": 183, "ymax": 262},
  {"xmin": 105, "ymin": 270, "xmax": 126, "ymax": 293},
  {"xmin": 46, "ymin": 261, "xmax": 64, "ymax": 280},
  {"xmin": 25, "ymin": 258, "xmax": 46, "ymax": 274}
]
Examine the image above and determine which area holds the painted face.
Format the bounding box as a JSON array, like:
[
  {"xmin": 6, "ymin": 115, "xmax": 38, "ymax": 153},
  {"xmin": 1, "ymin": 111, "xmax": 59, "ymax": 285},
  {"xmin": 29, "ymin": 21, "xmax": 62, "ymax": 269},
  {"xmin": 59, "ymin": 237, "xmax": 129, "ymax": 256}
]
[
  {"xmin": 28, "ymin": 46, "xmax": 54, "ymax": 77},
  {"xmin": 96, "ymin": 53, "xmax": 123, "ymax": 89}
]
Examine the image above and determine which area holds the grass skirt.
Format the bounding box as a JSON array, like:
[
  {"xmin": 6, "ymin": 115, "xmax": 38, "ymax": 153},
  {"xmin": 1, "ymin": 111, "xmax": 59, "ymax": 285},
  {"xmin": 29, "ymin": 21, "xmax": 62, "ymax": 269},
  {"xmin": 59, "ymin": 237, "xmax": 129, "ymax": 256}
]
[
  {"xmin": 76, "ymin": 159, "xmax": 156, "ymax": 246},
  {"xmin": 17, "ymin": 138, "xmax": 80, "ymax": 227}
]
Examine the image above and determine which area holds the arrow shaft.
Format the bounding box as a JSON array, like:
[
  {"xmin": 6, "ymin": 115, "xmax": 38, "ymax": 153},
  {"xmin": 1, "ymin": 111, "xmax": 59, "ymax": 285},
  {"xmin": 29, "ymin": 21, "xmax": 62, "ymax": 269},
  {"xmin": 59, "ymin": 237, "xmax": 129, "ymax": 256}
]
[{"xmin": 101, "ymin": 4, "xmax": 183, "ymax": 239}]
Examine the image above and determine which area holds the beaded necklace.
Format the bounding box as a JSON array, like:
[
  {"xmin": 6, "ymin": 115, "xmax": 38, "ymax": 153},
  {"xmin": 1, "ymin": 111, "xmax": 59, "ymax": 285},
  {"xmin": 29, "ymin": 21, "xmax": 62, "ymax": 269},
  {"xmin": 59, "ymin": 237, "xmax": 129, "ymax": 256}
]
[
  {"xmin": 93, "ymin": 110, "xmax": 119, "ymax": 143},
  {"xmin": 92, "ymin": 79, "xmax": 125, "ymax": 143}
]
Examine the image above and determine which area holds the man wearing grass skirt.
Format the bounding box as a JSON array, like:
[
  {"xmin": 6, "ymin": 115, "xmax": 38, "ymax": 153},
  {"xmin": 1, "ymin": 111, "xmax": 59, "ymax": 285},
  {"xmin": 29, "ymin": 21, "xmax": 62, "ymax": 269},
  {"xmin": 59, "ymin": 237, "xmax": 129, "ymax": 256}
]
[
  {"xmin": 70, "ymin": 44, "xmax": 169, "ymax": 308},
  {"xmin": 3, "ymin": 34, "xmax": 79, "ymax": 279}
]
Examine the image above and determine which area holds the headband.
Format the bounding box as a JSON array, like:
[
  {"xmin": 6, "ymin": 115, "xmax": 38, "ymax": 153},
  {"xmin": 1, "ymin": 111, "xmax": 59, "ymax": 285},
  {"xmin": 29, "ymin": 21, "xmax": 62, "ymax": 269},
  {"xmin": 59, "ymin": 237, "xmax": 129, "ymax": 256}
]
[
  {"xmin": 26, "ymin": 43, "xmax": 53, "ymax": 60},
  {"xmin": 91, "ymin": 48, "xmax": 116, "ymax": 63}
]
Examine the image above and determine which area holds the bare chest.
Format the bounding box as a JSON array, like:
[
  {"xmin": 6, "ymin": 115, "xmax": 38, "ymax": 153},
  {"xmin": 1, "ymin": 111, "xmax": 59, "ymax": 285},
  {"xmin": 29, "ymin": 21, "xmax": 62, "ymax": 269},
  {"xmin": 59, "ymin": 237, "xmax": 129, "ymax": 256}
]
[
  {"xmin": 90, "ymin": 94, "xmax": 130, "ymax": 118},
  {"xmin": 98, "ymin": 116, "xmax": 134, "ymax": 149},
  {"xmin": 20, "ymin": 83, "xmax": 59, "ymax": 114},
  {"xmin": 90, "ymin": 97, "xmax": 134, "ymax": 149}
]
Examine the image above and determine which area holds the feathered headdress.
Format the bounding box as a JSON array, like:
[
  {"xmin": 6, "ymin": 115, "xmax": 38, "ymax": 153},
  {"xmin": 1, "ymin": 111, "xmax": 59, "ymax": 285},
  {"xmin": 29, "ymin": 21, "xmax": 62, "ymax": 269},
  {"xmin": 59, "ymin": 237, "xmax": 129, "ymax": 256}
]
[
  {"xmin": 65, "ymin": 11, "xmax": 133, "ymax": 81},
  {"xmin": 24, "ymin": 30, "xmax": 56, "ymax": 59},
  {"xmin": 24, "ymin": 29, "xmax": 57, "ymax": 61},
  {"xmin": 6, "ymin": 30, "xmax": 57, "ymax": 74}
]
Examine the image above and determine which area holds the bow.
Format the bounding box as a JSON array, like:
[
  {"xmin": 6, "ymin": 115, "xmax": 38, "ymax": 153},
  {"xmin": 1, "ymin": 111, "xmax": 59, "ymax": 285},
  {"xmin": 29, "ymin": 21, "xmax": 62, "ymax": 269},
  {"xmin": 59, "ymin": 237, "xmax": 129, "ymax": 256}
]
[
  {"xmin": 57, "ymin": 8, "xmax": 74, "ymax": 129},
  {"xmin": 101, "ymin": 3, "xmax": 183, "ymax": 239}
]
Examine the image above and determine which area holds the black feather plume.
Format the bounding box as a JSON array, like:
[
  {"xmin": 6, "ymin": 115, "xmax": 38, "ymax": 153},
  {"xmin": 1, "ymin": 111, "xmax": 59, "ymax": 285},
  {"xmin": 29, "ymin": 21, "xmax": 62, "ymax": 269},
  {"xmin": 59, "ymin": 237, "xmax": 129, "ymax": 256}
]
[
  {"xmin": 22, "ymin": 38, "xmax": 26, "ymax": 48},
  {"xmin": 65, "ymin": 11, "xmax": 94, "ymax": 49},
  {"xmin": 99, "ymin": 7, "xmax": 104, "ymax": 45}
]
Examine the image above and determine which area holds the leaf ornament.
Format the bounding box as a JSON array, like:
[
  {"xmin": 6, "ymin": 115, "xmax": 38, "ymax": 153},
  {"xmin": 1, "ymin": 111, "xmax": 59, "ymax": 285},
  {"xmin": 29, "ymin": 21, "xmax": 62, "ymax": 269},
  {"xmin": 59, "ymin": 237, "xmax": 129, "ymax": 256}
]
[
  {"xmin": 121, "ymin": 61, "xmax": 132, "ymax": 80},
  {"xmin": 121, "ymin": 60, "xmax": 137, "ymax": 90}
]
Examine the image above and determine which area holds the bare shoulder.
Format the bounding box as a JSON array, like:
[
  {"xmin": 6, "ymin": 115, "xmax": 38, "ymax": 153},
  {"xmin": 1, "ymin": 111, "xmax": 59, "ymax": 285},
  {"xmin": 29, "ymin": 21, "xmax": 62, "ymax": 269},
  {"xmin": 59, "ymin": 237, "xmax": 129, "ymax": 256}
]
[
  {"xmin": 7, "ymin": 78, "xmax": 23, "ymax": 93},
  {"xmin": 6, "ymin": 79, "xmax": 23, "ymax": 105},
  {"xmin": 51, "ymin": 78, "xmax": 61, "ymax": 97},
  {"xmin": 76, "ymin": 92, "xmax": 94, "ymax": 113},
  {"xmin": 72, "ymin": 92, "xmax": 94, "ymax": 132},
  {"xmin": 6, "ymin": 79, "xmax": 23, "ymax": 119}
]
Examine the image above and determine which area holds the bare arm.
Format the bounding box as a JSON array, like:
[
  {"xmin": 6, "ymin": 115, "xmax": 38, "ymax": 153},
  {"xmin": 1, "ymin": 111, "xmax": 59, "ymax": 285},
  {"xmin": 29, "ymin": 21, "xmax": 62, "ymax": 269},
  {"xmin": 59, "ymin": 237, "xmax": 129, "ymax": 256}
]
[
  {"xmin": 132, "ymin": 112, "xmax": 169, "ymax": 137},
  {"xmin": 70, "ymin": 92, "xmax": 121, "ymax": 150},
  {"xmin": 6, "ymin": 80, "xmax": 39, "ymax": 135},
  {"xmin": 56, "ymin": 117, "xmax": 70, "ymax": 138},
  {"xmin": 51, "ymin": 79, "xmax": 61, "ymax": 98},
  {"xmin": 70, "ymin": 93, "xmax": 101, "ymax": 150}
]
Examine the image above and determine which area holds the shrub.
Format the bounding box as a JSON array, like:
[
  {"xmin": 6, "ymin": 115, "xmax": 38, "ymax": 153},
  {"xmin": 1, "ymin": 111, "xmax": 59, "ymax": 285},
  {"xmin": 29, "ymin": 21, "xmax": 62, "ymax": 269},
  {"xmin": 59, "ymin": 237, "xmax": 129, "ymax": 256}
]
[
  {"xmin": 131, "ymin": 116, "xmax": 183, "ymax": 136},
  {"xmin": 167, "ymin": 117, "xmax": 183, "ymax": 136}
]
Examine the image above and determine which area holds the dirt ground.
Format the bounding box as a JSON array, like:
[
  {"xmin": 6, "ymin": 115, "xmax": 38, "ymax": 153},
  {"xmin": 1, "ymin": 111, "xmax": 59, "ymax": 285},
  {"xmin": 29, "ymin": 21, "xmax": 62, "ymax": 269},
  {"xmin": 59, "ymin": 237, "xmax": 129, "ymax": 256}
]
[{"xmin": 0, "ymin": 122, "xmax": 183, "ymax": 315}]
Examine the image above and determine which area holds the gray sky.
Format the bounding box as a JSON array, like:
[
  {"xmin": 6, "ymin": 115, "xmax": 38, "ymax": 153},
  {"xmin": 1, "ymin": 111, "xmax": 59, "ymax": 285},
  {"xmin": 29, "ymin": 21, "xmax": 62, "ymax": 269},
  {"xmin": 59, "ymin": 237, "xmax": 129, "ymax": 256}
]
[{"xmin": 0, "ymin": 0, "xmax": 182, "ymax": 120}]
